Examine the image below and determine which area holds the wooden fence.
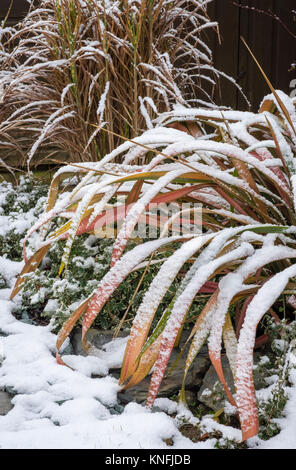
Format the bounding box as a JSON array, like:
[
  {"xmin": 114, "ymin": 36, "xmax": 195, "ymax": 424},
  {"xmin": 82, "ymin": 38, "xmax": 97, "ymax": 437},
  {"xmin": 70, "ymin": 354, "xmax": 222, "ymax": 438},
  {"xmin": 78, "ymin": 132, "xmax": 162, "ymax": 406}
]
[
  {"xmin": 208, "ymin": 0, "xmax": 296, "ymax": 110},
  {"xmin": 1, "ymin": 0, "xmax": 296, "ymax": 111}
]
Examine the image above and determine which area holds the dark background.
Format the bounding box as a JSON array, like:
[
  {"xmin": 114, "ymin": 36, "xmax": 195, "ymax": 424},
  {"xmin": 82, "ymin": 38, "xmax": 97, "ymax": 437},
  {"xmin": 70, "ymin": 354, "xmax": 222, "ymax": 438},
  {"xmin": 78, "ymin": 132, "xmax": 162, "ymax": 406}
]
[
  {"xmin": 208, "ymin": 0, "xmax": 296, "ymax": 109},
  {"xmin": 1, "ymin": 0, "xmax": 295, "ymax": 111}
]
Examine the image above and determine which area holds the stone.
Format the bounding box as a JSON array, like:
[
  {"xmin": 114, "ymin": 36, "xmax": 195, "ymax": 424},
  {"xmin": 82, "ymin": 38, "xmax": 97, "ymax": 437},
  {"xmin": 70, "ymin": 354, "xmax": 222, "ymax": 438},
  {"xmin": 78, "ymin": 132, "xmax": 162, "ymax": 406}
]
[
  {"xmin": 118, "ymin": 343, "xmax": 210, "ymax": 404},
  {"xmin": 4, "ymin": 386, "xmax": 16, "ymax": 395},
  {"xmin": 198, "ymin": 353, "xmax": 267, "ymax": 411},
  {"xmin": 61, "ymin": 341, "xmax": 74, "ymax": 356},
  {"xmin": 164, "ymin": 437, "xmax": 174, "ymax": 446},
  {"xmin": 0, "ymin": 391, "xmax": 13, "ymax": 415},
  {"xmin": 0, "ymin": 274, "xmax": 6, "ymax": 289},
  {"xmin": 109, "ymin": 403, "xmax": 124, "ymax": 415},
  {"xmin": 72, "ymin": 327, "xmax": 210, "ymax": 405},
  {"xmin": 71, "ymin": 328, "xmax": 128, "ymax": 358},
  {"xmin": 179, "ymin": 423, "xmax": 202, "ymax": 443},
  {"xmin": 184, "ymin": 390, "xmax": 197, "ymax": 406},
  {"xmin": 198, "ymin": 356, "xmax": 234, "ymax": 411},
  {"xmin": 20, "ymin": 312, "xmax": 33, "ymax": 325}
]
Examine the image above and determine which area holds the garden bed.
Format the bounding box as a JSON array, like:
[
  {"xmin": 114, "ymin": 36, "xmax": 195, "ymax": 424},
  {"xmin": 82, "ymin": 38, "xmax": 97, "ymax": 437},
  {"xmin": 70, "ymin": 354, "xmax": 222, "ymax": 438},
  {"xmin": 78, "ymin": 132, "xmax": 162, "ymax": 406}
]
[{"xmin": 0, "ymin": 176, "xmax": 295, "ymax": 449}]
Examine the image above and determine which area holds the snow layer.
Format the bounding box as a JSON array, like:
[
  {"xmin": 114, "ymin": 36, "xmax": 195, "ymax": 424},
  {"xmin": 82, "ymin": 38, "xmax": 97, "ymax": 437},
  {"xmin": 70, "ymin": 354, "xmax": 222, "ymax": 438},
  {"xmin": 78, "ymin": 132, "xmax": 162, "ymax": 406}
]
[
  {"xmin": 1, "ymin": 257, "xmax": 296, "ymax": 449},
  {"xmin": 1, "ymin": 184, "xmax": 296, "ymax": 448},
  {"xmin": 0, "ymin": 260, "xmax": 211, "ymax": 449}
]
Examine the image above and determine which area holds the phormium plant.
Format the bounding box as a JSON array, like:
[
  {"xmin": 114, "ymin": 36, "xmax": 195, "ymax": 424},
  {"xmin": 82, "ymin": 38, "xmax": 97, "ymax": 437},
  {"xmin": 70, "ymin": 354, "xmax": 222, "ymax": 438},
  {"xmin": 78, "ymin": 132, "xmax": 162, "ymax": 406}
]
[{"xmin": 11, "ymin": 77, "xmax": 296, "ymax": 441}]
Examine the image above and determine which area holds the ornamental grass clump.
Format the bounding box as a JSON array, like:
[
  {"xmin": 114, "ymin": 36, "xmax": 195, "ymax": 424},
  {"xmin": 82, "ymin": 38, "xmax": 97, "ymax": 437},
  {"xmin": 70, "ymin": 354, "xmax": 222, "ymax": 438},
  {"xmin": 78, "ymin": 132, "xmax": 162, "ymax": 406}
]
[
  {"xmin": 0, "ymin": 0, "xmax": 243, "ymax": 168},
  {"xmin": 12, "ymin": 84, "xmax": 296, "ymax": 441}
]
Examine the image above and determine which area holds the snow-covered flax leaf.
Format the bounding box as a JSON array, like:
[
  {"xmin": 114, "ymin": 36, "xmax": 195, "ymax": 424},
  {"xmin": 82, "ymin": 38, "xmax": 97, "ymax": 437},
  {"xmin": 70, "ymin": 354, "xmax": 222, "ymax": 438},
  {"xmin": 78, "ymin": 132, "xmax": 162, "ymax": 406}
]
[
  {"xmin": 87, "ymin": 184, "xmax": 122, "ymax": 227},
  {"xmin": 265, "ymin": 115, "xmax": 290, "ymax": 174},
  {"xmin": 22, "ymin": 202, "xmax": 70, "ymax": 262},
  {"xmin": 21, "ymin": 169, "xmax": 97, "ymax": 262},
  {"xmin": 76, "ymin": 204, "xmax": 130, "ymax": 237},
  {"xmin": 119, "ymin": 234, "xmax": 215, "ymax": 385},
  {"xmin": 110, "ymin": 168, "xmax": 204, "ymax": 266},
  {"xmin": 222, "ymin": 312, "xmax": 237, "ymax": 382},
  {"xmin": 236, "ymin": 263, "xmax": 296, "ymax": 441},
  {"xmin": 58, "ymin": 167, "xmax": 210, "ymax": 273},
  {"xmin": 179, "ymin": 290, "xmax": 219, "ymax": 404},
  {"xmin": 122, "ymin": 283, "xmax": 216, "ymax": 388},
  {"xmin": 122, "ymin": 335, "xmax": 163, "ymax": 390},
  {"xmin": 126, "ymin": 234, "xmax": 242, "ymax": 380},
  {"xmin": 208, "ymin": 243, "xmax": 296, "ymax": 413},
  {"xmin": 45, "ymin": 170, "xmax": 80, "ymax": 213},
  {"xmin": 79, "ymin": 185, "xmax": 201, "ymax": 237},
  {"xmin": 120, "ymin": 225, "xmax": 285, "ymax": 388},
  {"xmin": 79, "ymin": 236, "xmax": 192, "ymax": 351},
  {"xmin": 16, "ymin": 186, "xmax": 202, "ymax": 298},
  {"xmin": 145, "ymin": 241, "xmax": 255, "ymax": 409},
  {"xmin": 55, "ymin": 236, "xmax": 189, "ymax": 358},
  {"xmin": 58, "ymin": 177, "xmax": 120, "ymax": 274}
]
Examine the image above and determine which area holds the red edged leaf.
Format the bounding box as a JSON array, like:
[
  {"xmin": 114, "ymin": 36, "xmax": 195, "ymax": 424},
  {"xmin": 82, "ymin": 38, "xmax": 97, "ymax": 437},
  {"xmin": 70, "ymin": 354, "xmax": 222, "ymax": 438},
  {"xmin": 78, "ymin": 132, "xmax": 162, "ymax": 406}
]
[
  {"xmin": 10, "ymin": 245, "xmax": 50, "ymax": 299},
  {"xmin": 236, "ymin": 262, "xmax": 296, "ymax": 441},
  {"xmin": 122, "ymin": 335, "xmax": 163, "ymax": 389},
  {"xmin": 111, "ymin": 184, "xmax": 202, "ymax": 266},
  {"xmin": 81, "ymin": 237, "xmax": 189, "ymax": 353}
]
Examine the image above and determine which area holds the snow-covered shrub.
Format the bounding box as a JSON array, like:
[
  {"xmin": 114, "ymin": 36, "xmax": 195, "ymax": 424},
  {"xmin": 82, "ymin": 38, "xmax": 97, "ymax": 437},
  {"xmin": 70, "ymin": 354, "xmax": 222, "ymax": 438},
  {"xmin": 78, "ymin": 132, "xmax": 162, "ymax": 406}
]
[
  {"xmin": 12, "ymin": 88, "xmax": 296, "ymax": 442},
  {"xmin": 15, "ymin": 236, "xmax": 116, "ymax": 329},
  {"xmin": 0, "ymin": 0, "xmax": 242, "ymax": 168},
  {"xmin": 16, "ymin": 235, "xmax": 192, "ymax": 332},
  {"xmin": 0, "ymin": 177, "xmax": 188, "ymax": 330},
  {"xmin": 0, "ymin": 176, "xmax": 48, "ymax": 260}
]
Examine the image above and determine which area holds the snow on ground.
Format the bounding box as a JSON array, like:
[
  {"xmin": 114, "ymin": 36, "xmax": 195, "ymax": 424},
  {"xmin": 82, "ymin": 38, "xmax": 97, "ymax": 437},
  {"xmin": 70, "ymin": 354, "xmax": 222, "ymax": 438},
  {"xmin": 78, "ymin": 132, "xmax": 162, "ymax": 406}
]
[
  {"xmin": 0, "ymin": 257, "xmax": 216, "ymax": 449},
  {"xmin": 1, "ymin": 260, "xmax": 296, "ymax": 449},
  {"xmin": 0, "ymin": 179, "xmax": 296, "ymax": 448}
]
